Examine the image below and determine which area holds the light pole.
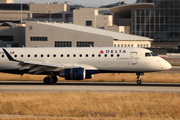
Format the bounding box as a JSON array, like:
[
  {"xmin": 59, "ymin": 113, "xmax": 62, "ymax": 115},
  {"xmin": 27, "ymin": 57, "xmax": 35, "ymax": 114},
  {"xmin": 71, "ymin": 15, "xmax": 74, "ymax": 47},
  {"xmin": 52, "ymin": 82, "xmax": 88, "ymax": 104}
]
[
  {"xmin": 20, "ymin": 0, "xmax": 22, "ymax": 47},
  {"xmin": 49, "ymin": 11, "xmax": 51, "ymax": 22}
]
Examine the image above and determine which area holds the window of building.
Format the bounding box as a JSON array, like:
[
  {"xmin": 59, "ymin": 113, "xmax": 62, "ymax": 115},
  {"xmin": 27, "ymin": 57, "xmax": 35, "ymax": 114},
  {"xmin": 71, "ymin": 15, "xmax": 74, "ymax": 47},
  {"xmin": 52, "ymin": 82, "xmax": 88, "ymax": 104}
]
[
  {"xmin": 29, "ymin": 26, "xmax": 32, "ymax": 30},
  {"xmin": 86, "ymin": 21, "xmax": 92, "ymax": 26},
  {"xmin": 121, "ymin": 44, "xmax": 123, "ymax": 47},
  {"xmin": 0, "ymin": 36, "xmax": 13, "ymax": 41},
  {"xmin": 30, "ymin": 37, "xmax": 48, "ymax": 41},
  {"xmin": 114, "ymin": 44, "xmax": 116, "ymax": 47},
  {"xmin": 77, "ymin": 42, "xmax": 94, "ymax": 47},
  {"xmin": 32, "ymin": 13, "xmax": 62, "ymax": 18},
  {"xmin": 131, "ymin": 44, "xmax": 133, "ymax": 47},
  {"xmin": 55, "ymin": 41, "xmax": 72, "ymax": 47}
]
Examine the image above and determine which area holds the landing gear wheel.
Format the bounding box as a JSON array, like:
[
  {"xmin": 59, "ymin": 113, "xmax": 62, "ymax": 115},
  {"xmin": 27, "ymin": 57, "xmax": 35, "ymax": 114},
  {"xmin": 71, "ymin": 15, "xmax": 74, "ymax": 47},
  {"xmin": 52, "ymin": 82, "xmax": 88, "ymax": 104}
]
[
  {"xmin": 137, "ymin": 80, "xmax": 142, "ymax": 85},
  {"xmin": 136, "ymin": 73, "xmax": 144, "ymax": 85},
  {"xmin": 51, "ymin": 76, "xmax": 58, "ymax": 83},
  {"xmin": 44, "ymin": 77, "xmax": 52, "ymax": 84}
]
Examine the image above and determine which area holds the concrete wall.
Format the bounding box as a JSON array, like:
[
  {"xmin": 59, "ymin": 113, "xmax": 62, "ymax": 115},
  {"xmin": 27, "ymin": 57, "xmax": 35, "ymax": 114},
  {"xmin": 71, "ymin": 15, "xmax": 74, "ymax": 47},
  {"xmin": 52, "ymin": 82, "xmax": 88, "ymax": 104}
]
[
  {"xmin": 0, "ymin": 0, "xmax": 13, "ymax": 3},
  {"xmin": 73, "ymin": 9, "xmax": 98, "ymax": 28},
  {"xmin": 0, "ymin": 11, "xmax": 30, "ymax": 21},
  {"xmin": 29, "ymin": 4, "xmax": 68, "ymax": 13},
  {"xmin": 96, "ymin": 15, "xmax": 113, "ymax": 28},
  {"xmin": 25, "ymin": 21, "xmax": 113, "ymax": 47},
  {"xmin": 73, "ymin": 8, "xmax": 113, "ymax": 28},
  {"xmin": 104, "ymin": 26, "xmax": 130, "ymax": 34}
]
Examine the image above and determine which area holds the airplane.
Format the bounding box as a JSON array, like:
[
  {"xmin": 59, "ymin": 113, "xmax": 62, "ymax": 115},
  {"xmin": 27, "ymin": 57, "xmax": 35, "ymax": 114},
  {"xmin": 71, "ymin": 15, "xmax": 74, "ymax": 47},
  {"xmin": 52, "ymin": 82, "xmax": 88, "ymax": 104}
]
[{"xmin": 0, "ymin": 47, "xmax": 172, "ymax": 85}]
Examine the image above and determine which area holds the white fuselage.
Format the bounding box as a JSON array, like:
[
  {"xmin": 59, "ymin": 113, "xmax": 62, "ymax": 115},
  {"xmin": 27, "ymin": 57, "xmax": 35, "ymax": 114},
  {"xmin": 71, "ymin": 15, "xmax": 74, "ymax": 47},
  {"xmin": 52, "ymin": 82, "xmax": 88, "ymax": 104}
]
[{"xmin": 0, "ymin": 47, "xmax": 171, "ymax": 74}]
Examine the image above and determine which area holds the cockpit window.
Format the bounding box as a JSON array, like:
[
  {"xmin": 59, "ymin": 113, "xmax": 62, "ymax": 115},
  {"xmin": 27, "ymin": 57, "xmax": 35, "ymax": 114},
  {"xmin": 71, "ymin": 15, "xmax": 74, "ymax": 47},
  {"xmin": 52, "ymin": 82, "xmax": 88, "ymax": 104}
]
[
  {"xmin": 150, "ymin": 52, "xmax": 158, "ymax": 56},
  {"xmin": 145, "ymin": 53, "xmax": 151, "ymax": 57}
]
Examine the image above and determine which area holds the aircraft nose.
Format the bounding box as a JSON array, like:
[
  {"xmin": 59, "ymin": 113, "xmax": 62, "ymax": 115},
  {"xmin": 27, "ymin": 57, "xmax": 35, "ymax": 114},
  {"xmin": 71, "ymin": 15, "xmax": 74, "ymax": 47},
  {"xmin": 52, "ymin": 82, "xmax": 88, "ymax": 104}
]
[{"xmin": 163, "ymin": 61, "xmax": 172, "ymax": 70}]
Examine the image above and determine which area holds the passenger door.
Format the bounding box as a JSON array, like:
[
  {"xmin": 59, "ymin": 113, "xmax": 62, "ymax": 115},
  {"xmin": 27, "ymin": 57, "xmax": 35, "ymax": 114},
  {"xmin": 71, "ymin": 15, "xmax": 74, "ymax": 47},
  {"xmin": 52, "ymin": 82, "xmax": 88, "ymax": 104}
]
[{"xmin": 130, "ymin": 52, "xmax": 138, "ymax": 65}]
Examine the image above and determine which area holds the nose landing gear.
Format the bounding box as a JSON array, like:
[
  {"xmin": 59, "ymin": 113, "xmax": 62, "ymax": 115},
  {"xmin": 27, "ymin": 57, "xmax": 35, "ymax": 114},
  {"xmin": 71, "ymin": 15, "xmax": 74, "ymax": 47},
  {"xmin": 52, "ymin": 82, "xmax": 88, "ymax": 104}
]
[{"xmin": 136, "ymin": 73, "xmax": 144, "ymax": 85}]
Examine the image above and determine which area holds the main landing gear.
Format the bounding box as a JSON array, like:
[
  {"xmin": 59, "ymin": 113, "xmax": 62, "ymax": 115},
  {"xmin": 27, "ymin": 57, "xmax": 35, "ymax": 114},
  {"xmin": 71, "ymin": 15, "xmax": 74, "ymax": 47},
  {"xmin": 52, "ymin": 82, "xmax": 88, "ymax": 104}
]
[
  {"xmin": 43, "ymin": 76, "xmax": 58, "ymax": 84},
  {"xmin": 136, "ymin": 73, "xmax": 144, "ymax": 85}
]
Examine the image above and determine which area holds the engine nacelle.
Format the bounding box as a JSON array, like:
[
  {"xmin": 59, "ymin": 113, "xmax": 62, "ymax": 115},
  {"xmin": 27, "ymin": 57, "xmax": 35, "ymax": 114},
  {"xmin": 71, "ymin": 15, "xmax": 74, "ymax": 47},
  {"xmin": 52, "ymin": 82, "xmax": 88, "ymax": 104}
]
[
  {"xmin": 60, "ymin": 68, "xmax": 86, "ymax": 80},
  {"xmin": 85, "ymin": 74, "xmax": 93, "ymax": 79}
]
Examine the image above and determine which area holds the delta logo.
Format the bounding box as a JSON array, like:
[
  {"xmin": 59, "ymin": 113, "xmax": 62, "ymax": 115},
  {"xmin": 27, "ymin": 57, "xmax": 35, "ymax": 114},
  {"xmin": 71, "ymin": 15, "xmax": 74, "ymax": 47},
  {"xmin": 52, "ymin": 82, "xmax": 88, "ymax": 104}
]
[
  {"xmin": 99, "ymin": 50, "xmax": 126, "ymax": 54},
  {"xmin": 99, "ymin": 50, "xmax": 104, "ymax": 54}
]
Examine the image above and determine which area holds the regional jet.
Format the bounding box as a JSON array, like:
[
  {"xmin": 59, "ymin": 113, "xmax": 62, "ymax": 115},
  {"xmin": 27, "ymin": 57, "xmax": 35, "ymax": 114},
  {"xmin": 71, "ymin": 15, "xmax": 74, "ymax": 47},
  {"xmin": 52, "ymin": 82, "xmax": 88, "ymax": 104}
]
[{"xmin": 0, "ymin": 47, "xmax": 171, "ymax": 85}]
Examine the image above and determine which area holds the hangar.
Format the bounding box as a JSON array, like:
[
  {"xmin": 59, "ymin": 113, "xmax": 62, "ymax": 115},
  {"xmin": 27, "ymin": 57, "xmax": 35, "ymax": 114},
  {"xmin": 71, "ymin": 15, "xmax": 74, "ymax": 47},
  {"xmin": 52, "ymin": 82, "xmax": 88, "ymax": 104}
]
[{"xmin": 26, "ymin": 21, "xmax": 153, "ymax": 48}]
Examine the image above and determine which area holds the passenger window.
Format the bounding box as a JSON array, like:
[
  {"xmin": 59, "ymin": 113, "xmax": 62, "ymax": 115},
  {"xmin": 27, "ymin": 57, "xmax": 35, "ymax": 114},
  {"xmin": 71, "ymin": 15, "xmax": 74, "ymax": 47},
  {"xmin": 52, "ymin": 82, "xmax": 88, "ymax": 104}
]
[
  {"xmin": 145, "ymin": 53, "xmax": 151, "ymax": 57},
  {"xmin": 98, "ymin": 54, "xmax": 101, "ymax": 57},
  {"xmin": 151, "ymin": 52, "xmax": 158, "ymax": 56},
  {"xmin": 14, "ymin": 55, "xmax": 17, "ymax": 57},
  {"xmin": 21, "ymin": 55, "xmax": 23, "ymax": 57},
  {"xmin": 28, "ymin": 54, "xmax": 30, "ymax": 57},
  {"xmin": 61, "ymin": 54, "xmax": 63, "ymax": 57},
  {"xmin": 34, "ymin": 54, "xmax": 37, "ymax": 57},
  {"xmin": 53, "ymin": 54, "xmax": 56, "ymax": 57},
  {"xmin": 92, "ymin": 54, "xmax": 95, "ymax": 57},
  {"xmin": 117, "ymin": 54, "xmax": 120, "ymax": 57},
  {"xmin": 2, "ymin": 55, "xmax": 4, "ymax": 58},
  {"xmin": 111, "ymin": 54, "xmax": 113, "ymax": 57},
  {"xmin": 104, "ymin": 54, "xmax": 107, "ymax": 57},
  {"xmin": 41, "ymin": 54, "xmax": 43, "ymax": 57},
  {"xmin": 86, "ymin": 54, "xmax": 88, "ymax": 57},
  {"xmin": 47, "ymin": 54, "xmax": 50, "ymax": 57},
  {"xmin": 67, "ymin": 54, "xmax": 70, "ymax": 57},
  {"xmin": 73, "ymin": 54, "xmax": 76, "ymax": 57},
  {"xmin": 79, "ymin": 54, "xmax": 82, "ymax": 57}
]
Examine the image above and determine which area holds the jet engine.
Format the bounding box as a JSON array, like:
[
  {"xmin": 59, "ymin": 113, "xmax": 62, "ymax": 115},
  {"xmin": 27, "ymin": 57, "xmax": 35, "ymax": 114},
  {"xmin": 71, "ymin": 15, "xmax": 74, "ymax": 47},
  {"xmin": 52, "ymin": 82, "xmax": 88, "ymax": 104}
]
[{"xmin": 59, "ymin": 68, "xmax": 86, "ymax": 80}]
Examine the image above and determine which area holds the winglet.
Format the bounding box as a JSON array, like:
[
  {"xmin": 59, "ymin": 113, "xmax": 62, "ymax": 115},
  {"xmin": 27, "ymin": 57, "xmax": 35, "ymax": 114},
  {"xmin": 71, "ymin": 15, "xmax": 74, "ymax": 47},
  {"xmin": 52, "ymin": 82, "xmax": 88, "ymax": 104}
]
[{"xmin": 2, "ymin": 48, "xmax": 17, "ymax": 61}]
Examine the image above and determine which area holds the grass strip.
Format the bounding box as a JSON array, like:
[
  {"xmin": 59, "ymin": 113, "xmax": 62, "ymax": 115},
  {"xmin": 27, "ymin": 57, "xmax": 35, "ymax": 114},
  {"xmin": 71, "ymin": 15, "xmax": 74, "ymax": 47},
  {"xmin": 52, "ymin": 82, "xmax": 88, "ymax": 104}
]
[{"xmin": 0, "ymin": 92, "xmax": 180, "ymax": 119}]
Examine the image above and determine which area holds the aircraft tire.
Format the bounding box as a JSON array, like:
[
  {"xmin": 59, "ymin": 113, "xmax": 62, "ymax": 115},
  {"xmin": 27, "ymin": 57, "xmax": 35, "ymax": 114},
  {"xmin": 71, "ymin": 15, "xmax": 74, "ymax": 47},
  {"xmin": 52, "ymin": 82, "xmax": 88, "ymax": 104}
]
[
  {"xmin": 51, "ymin": 76, "xmax": 58, "ymax": 83},
  {"xmin": 44, "ymin": 77, "xmax": 52, "ymax": 84},
  {"xmin": 137, "ymin": 80, "xmax": 142, "ymax": 85}
]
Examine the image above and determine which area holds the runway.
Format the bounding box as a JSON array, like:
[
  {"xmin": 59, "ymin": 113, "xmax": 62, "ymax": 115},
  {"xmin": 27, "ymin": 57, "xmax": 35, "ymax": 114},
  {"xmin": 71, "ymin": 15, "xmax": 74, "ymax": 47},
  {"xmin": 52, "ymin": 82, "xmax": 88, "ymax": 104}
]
[{"xmin": 0, "ymin": 81, "xmax": 179, "ymax": 92}]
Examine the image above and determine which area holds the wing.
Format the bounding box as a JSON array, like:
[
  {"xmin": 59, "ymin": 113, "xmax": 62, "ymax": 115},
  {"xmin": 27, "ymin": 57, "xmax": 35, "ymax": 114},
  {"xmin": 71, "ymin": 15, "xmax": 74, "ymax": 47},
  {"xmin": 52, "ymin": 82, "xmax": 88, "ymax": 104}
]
[{"xmin": 3, "ymin": 48, "xmax": 64, "ymax": 74}]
